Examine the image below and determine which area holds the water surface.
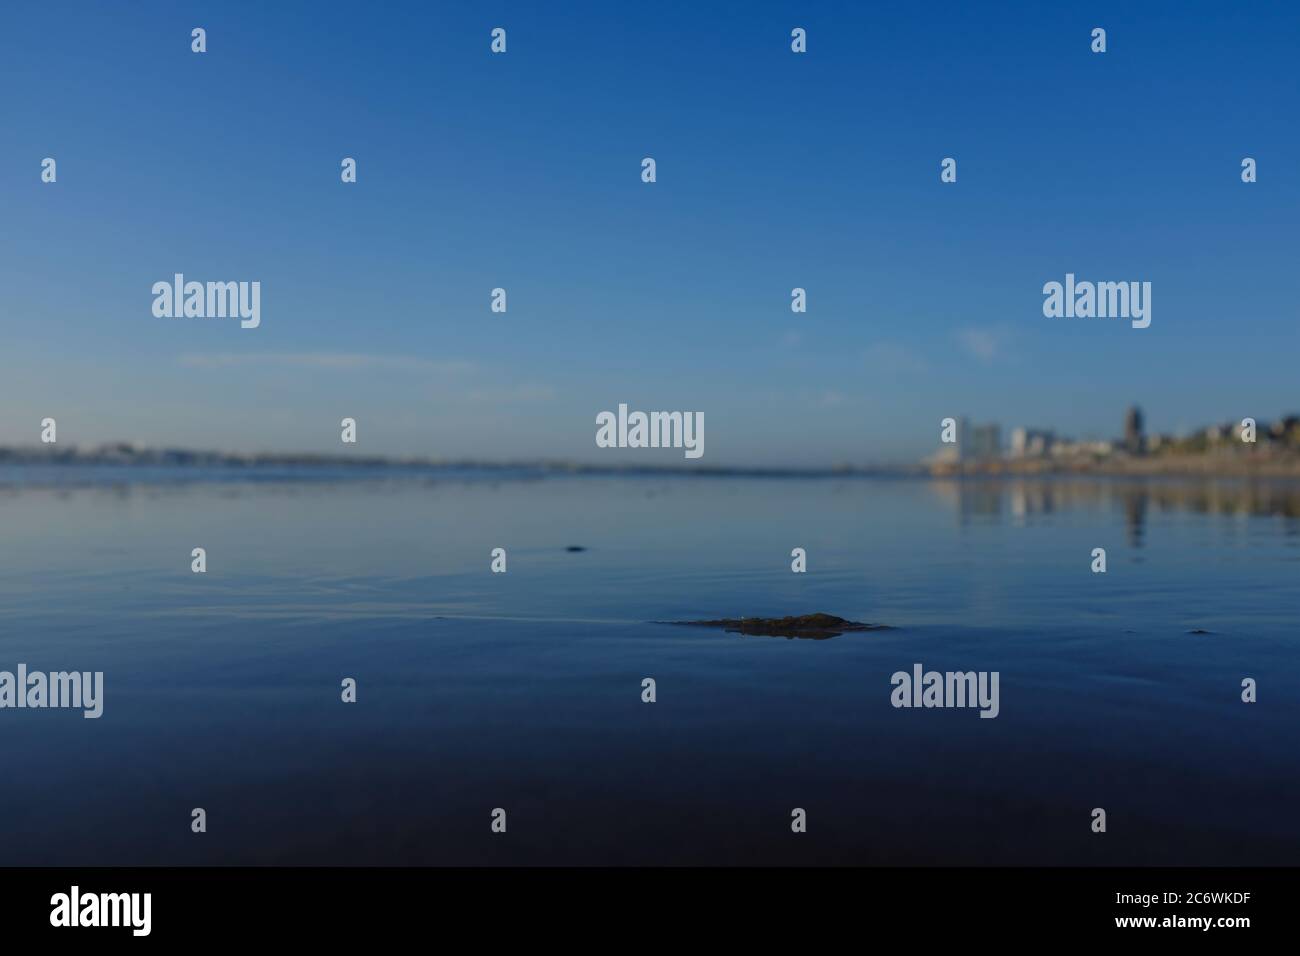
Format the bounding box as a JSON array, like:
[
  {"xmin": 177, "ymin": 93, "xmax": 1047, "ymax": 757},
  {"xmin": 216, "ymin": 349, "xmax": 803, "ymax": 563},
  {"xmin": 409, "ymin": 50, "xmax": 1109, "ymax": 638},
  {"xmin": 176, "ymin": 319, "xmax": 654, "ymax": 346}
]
[{"xmin": 1, "ymin": 468, "xmax": 1295, "ymax": 865}]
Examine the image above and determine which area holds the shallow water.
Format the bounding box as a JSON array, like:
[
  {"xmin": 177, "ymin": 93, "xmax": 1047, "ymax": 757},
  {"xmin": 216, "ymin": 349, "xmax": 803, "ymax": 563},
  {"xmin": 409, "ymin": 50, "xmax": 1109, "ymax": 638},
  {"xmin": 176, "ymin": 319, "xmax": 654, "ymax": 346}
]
[{"xmin": 1, "ymin": 469, "xmax": 1296, "ymax": 865}]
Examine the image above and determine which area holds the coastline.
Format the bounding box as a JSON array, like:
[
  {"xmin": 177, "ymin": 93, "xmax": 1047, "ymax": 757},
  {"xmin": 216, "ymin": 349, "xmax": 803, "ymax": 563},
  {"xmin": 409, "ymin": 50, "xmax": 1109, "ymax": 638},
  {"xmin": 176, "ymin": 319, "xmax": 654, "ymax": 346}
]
[{"xmin": 6, "ymin": 444, "xmax": 1300, "ymax": 482}]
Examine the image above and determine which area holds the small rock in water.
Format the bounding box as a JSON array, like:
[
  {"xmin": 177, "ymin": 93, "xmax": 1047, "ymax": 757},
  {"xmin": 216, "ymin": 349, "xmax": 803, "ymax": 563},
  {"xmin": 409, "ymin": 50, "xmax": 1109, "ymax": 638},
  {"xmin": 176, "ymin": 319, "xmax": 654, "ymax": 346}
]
[{"xmin": 664, "ymin": 612, "xmax": 889, "ymax": 640}]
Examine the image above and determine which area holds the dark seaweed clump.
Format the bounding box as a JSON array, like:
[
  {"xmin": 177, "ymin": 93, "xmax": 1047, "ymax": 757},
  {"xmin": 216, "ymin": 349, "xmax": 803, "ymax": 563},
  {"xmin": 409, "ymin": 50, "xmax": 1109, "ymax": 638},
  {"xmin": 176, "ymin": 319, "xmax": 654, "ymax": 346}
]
[{"xmin": 665, "ymin": 613, "xmax": 890, "ymax": 640}]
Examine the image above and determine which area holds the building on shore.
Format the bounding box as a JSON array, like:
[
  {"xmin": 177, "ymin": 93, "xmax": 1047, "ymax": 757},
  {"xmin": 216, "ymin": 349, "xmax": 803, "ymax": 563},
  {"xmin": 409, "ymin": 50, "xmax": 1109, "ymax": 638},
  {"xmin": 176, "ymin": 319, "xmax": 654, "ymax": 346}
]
[
  {"xmin": 1010, "ymin": 427, "xmax": 1054, "ymax": 459},
  {"xmin": 969, "ymin": 424, "xmax": 1001, "ymax": 460},
  {"xmin": 1124, "ymin": 405, "xmax": 1145, "ymax": 455},
  {"xmin": 930, "ymin": 418, "xmax": 1003, "ymax": 465}
]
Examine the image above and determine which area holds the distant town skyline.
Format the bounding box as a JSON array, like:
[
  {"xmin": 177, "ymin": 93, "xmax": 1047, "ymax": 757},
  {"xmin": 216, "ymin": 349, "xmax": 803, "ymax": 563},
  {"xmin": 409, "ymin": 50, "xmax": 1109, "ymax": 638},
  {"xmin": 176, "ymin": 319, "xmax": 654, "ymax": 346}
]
[{"xmin": 930, "ymin": 403, "xmax": 1300, "ymax": 474}]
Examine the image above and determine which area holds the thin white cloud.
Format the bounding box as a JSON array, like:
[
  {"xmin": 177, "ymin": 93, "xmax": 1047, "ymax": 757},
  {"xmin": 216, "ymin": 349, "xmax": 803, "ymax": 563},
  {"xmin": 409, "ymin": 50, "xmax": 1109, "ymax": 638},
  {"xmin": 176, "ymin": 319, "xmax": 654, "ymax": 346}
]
[
  {"xmin": 954, "ymin": 327, "xmax": 1009, "ymax": 363},
  {"xmin": 863, "ymin": 342, "xmax": 930, "ymax": 373},
  {"xmin": 465, "ymin": 384, "xmax": 557, "ymax": 404},
  {"xmin": 177, "ymin": 352, "xmax": 477, "ymax": 375}
]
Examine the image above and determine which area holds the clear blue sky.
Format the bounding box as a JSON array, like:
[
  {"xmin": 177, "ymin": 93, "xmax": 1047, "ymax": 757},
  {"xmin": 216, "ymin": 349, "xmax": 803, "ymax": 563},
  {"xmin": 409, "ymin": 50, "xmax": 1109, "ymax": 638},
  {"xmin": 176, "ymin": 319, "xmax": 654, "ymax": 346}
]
[{"xmin": 2, "ymin": 1, "xmax": 1297, "ymax": 465}]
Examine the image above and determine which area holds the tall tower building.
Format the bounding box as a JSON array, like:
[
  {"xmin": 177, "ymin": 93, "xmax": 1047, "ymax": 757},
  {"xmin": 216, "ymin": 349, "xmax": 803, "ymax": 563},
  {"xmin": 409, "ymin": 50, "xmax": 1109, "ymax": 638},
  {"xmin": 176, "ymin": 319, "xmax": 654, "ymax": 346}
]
[{"xmin": 1124, "ymin": 406, "xmax": 1144, "ymax": 455}]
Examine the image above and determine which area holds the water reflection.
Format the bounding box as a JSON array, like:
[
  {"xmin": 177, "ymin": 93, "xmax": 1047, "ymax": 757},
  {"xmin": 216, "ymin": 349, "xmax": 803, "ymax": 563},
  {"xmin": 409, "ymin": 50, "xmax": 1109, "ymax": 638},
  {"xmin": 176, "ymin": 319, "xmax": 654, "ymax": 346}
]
[{"xmin": 932, "ymin": 476, "xmax": 1300, "ymax": 547}]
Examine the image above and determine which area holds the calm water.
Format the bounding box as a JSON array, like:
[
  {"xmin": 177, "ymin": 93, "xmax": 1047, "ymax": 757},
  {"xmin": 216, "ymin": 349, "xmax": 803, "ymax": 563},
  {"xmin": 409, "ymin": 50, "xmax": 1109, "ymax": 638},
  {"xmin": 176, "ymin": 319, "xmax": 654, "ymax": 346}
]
[{"xmin": 1, "ymin": 467, "xmax": 1297, "ymax": 865}]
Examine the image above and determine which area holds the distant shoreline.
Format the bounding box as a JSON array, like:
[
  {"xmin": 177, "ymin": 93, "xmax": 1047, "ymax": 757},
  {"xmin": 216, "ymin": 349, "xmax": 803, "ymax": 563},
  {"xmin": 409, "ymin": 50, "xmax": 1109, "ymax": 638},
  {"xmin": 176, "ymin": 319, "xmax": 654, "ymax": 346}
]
[
  {"xmin": 0, "ymin": 445, "xmax": 916, "ymax": 479},
  {"xmin": 5, "ymin": 445, "xmax": 1300, "ymax": 482}
]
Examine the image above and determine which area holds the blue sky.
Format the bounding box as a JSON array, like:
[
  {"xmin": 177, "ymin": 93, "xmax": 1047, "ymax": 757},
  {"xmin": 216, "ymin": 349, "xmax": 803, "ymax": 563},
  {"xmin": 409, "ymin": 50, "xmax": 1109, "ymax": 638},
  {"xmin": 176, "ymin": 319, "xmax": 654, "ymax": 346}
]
[{"xmin": 2, "ymin": 1, "xmax": 1297, "ymax": 465}]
